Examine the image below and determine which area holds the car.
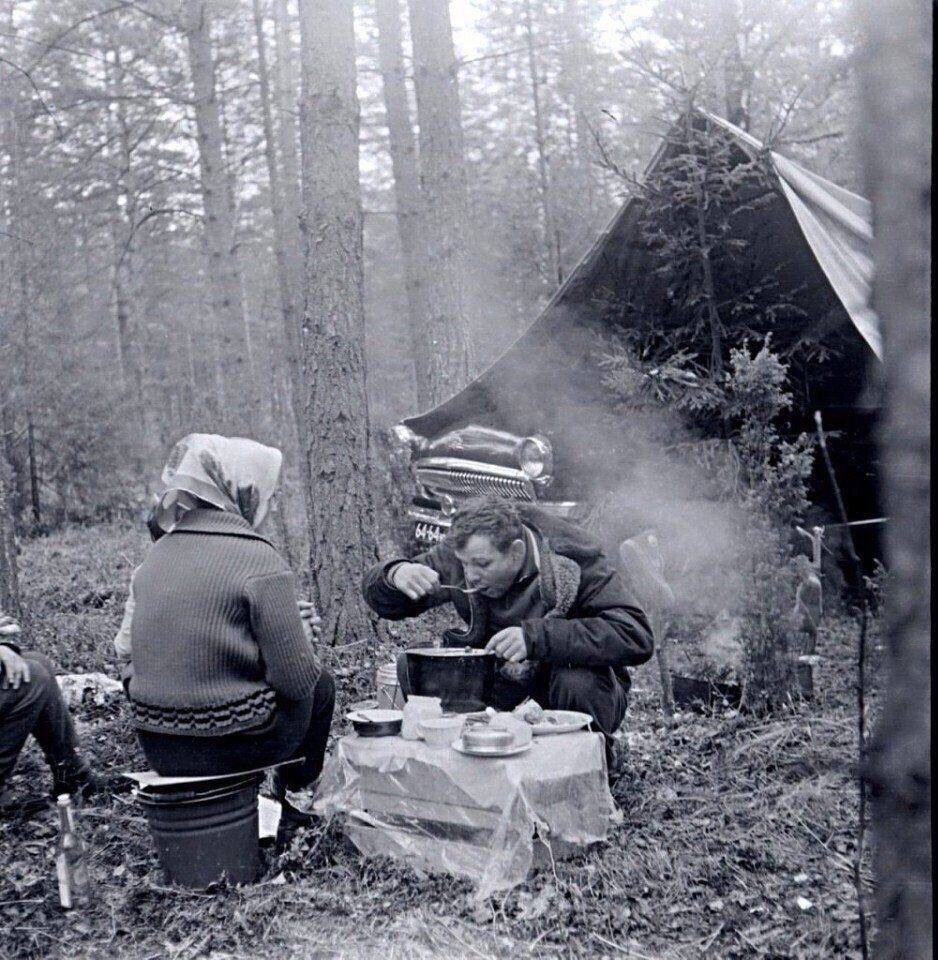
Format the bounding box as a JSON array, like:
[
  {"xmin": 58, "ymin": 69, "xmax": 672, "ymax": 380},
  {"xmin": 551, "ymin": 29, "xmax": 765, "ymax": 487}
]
[{"xmin": 392, "ymin": 423, "xmax": 581, "ymax": 545}]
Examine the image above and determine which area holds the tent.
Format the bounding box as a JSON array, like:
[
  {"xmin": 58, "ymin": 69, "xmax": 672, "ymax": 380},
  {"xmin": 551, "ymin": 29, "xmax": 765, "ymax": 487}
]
[{"xmin": 403, "ymin": 111, "xmax": 880, "ymax": 445}]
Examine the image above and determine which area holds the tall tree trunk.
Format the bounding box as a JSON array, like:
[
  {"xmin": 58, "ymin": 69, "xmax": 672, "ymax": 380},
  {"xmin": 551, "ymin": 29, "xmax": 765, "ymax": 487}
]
[
  {"xmin": 562, "ymin": 0, "xmax": 595, "ymax": 217},
  {"xmin": 375, "ymin": 0, "xmax": 433, "ymax": 408},
  {"xmin": 0, "ymin": 452, "xmax": 19, "ymax": 617},
  {"xmin": 686, "ymin": 117, "xmax": 724, "ymax": 380},
  {"xmin": 297, "ymin": 0, "xmax": 381, "ymax": 645},
  {"xmin": 9, "ymin": 90, "xmax": 39, "ymax": 526},
  {"xmin": 253, "ymin": 0, "xmax": 307, "ymax": 575},
  {"xmin": 858, "ymin": 1, "xmax": 932, "ymax": 958},
  {"xmin": 406, "ymin": 0, "xmax": 473, "ymax": 402},
  {"xmin": 711, "ymin": 0, "xmax": 750, "ymax": 129},
  {"xmin": 182, "ymin": 0, "xmax": 250, "ymax": 431},
  {"xmin": 522, "ymin": 0, "xmax": 561, "ymax": 286},
  {"xmin": 273, "ymin": 0, "xmax": 303, "ymax": 317},
  {"xmin": 252, "ymin": 0, "xmax": 299, "ymax": 371},
  {"xmin": 104, "ymin": 41, "xmax": 147, "ymax": 439}
]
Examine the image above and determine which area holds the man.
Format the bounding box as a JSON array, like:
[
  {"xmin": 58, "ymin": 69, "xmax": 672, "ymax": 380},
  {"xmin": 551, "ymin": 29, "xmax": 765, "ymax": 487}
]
[
  {"xmin": 362, "ymin": 498, "xmax": 654, "ymax": 762},
  {"xmin": 0, "ymin": 611, "xmax": 98, "ymax": 803}
]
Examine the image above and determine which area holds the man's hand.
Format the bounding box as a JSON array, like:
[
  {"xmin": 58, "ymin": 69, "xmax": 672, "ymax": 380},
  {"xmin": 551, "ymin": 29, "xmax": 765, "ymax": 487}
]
[
  {"xmin": 389, "ymin": 562, "xmax": 441, "ymax": 601},
  {"xmin": 297, "ymin": 600, "xmax": 322, "ymax": 641},
  {"xmin": 0, "ymin": 645, "xmax": 30, "ymax": 690},
  {"xmin": 485, "ymin": 626, "xmax": 528, "ymax": 663}
]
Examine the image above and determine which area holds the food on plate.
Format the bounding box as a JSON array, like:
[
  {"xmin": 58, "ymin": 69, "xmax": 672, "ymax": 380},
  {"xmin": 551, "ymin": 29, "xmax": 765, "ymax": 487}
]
[{"xmin": 513, "ymin": 700, "xmax": 546, "ymax": 725}]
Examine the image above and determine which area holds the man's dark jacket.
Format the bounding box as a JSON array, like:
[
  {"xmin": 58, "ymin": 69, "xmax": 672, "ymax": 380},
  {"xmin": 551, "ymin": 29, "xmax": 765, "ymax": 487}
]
[{"xmin": 362, "ymin": 505, "xmax": 654, "ymax": 697}]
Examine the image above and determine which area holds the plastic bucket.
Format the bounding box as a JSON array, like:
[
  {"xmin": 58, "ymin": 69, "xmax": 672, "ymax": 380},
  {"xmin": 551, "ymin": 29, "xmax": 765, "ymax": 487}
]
[
  {"xmin": 137, "ymin": 772, "xmax": 263, "ymax": 888},
  {"xmin": 376, "ymin": 662, "xmax": 404, "ymax": 709}
]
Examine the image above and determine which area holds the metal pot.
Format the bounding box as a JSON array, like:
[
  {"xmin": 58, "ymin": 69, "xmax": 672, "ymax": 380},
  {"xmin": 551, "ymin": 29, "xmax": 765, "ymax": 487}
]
[{"xmin": 405, "ymin": 647, "xmax": 495, "ymax": 713}]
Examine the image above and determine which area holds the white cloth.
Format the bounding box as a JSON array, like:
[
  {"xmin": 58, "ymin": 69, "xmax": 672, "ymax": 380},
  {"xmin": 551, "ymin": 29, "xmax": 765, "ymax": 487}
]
[{"xmin": 314, "ymin": 731, "xmax": 618, "ymax": 899}]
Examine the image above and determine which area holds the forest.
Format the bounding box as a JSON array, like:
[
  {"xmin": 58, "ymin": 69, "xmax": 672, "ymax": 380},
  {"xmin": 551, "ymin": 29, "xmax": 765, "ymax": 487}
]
[{"xmin": 0, "ymin": 0, "xmax": 930, "ymax": 958}]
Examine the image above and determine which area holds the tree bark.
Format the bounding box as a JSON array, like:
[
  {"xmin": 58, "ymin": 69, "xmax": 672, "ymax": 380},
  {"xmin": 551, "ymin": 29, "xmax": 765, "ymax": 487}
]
[
  {"xmin": 182, "ymin": 0, "xmax": 250, "ymax": 430},
  {"xmin": 686, "ymin": 117, "xmax": 725, "ymax": 380},
  {"xmin": 9, "ymin": 87, "xmax": 39, "ymax": 525},
  {"xmin": 297, "ymin": 0, "xmax": 381, "ymax": 645},
  {"xmin": 375, "ymin": 0, "xmax": 434, "ymax": 408},
  {"xmin": 273, "ymin": 0, "xmax": 303, "ymax": 314},
  {"xmin": 0, "ymin": 452, "xmax": 19, "ymax": 617},
  {"xmin": 562, "ymin": 0, "xmax": 595, "ymax": 217},
  {"xmin": 858, "ymin": 1, "xmax": 932, "ymax": 957},
  {"xmin": 711, "ymin": 0, "xmax": 750, "ymax": 130},
  {"xmin": 252, "ymin": 0, "xmax": 298, "ymax": 366},
  {"xmin": 522, "ymin": 0, "xmax": 561, "ymax": 287},
  {"xmin": 0, "ymin": 27, "xmax": 25, "ymax": 528},
  {"xmin": 104, "ymin": 41, "xmax": 147, "ymax": 439},
  {"xmin": 253, "ymin": 0, "xmax": 308, "ymax": 576},
  {"xmin": 406, "ymin": 0, "xmax": 473, "ymax": 403}
]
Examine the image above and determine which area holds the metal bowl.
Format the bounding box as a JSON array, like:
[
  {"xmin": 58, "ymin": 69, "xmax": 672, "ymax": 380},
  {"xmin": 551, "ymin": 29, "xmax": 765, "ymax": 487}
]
[
  {"xmin": 347, "ymin": 709, "xmax": 403, "ymax": 738},
  {"xmin": 405, "ymin": 647, "xmax": 496, "ymax": 713}
]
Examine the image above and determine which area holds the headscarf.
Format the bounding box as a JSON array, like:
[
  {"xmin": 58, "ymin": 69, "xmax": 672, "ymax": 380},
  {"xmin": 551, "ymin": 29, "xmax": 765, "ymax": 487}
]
[{"xmin": 154, "ymin": 434, "xmax": 283, "ymax": 533}]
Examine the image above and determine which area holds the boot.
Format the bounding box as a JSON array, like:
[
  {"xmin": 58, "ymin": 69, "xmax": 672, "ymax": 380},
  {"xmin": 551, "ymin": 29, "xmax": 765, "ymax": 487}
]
[{"xmin": 51, "ymin": 759, "xmax": 100, "ymax": 802}]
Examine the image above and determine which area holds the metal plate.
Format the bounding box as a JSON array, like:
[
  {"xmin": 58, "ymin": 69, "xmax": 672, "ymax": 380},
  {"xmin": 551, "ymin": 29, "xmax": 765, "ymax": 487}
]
[
  {"xmin": 451, "ymin": 737, "xmax": 532, "ymax": 758},
  {"xmin": 529, "ymin": 710, "xmax": 593, "ymax": 736}
]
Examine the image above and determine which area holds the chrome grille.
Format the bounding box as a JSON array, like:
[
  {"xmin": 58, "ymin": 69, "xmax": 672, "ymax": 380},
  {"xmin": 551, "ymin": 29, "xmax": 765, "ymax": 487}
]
[{"xmin": 415, "ymin": 467, "xmax": 534, "ymax": 502}]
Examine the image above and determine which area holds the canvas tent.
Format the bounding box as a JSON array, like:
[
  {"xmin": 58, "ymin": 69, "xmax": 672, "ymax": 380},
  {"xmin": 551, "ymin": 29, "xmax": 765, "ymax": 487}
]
[{"xmin": 403, "ymin": 111, "xmax": 880, "ymax": 445}]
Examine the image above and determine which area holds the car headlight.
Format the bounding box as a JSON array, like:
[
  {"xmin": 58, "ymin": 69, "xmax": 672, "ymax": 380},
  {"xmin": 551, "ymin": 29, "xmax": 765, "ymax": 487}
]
[{"xmin": 518, "ymin": 436, "xmax": 553, "ymax": 482}]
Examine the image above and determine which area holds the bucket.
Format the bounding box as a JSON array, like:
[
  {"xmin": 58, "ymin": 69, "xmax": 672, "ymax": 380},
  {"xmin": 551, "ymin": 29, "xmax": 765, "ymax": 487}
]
[
  {"xmin": 137, "ymin": 772, "xmax": 263, "ymax": 888},
  {"xmin": 376, "ymin": 661, "xmax": 404, "ymax": 709}
]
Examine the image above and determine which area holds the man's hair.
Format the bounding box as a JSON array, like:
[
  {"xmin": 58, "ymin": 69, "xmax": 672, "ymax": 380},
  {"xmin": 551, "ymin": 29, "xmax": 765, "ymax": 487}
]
[{"xmin": 448, "ymin": 498, "xmax": 523, "ymax": 552}]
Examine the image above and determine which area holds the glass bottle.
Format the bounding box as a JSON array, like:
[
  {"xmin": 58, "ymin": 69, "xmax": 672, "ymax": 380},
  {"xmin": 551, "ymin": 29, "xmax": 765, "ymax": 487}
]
[{"xmin": 55, "ymin": 795, "xmax": 92, "ymax": 909}]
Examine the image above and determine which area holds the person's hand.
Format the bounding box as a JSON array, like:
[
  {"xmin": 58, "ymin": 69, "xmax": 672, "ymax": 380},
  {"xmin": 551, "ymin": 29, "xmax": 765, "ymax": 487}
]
[
  {"xmin": 485, "ymin": 626, "xmax": 528, "ymax": 663},
  {"xmin": 389, "ymin": 562, "xmax": 441, "ymax": 601},
  {"xmin": 0, "ymin": 645, "xmax": 30, "ymax": 689},
  {"xmin": 297, "ymin": 600, "xmax": 322, "ymax": 640}
]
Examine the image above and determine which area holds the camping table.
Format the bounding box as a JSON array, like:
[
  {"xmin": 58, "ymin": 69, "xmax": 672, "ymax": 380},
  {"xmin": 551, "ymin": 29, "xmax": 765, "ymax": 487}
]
[{"xmin": 313, "ymin": 731, "xmax": 620, "ymax": 897}]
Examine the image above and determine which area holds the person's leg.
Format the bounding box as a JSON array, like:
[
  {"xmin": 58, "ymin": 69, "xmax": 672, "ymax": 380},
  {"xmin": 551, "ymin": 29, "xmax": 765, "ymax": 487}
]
[
  {"xmin": 546, "ymin": 666, "xmax": 627, "ymax": 763},
  {"xmin": 278, "ymin": 668, "xmax": 335, "ymax": 792},
  {"xmin": 0, "ymin": 653, "xmax": 92, "ymax": 793}
]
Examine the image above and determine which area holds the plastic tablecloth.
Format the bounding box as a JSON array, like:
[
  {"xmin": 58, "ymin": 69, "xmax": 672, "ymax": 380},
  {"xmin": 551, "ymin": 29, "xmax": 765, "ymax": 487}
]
[{"xmin": 313, "ymin": 731, "xmax": 619, "ymax": 898}]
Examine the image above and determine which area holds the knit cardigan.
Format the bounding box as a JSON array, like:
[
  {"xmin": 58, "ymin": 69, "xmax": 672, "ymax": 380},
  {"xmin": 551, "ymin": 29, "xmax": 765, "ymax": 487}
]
[{"xmin": 128, "ymin": 509, "xmax": 321, "ymax": 736}]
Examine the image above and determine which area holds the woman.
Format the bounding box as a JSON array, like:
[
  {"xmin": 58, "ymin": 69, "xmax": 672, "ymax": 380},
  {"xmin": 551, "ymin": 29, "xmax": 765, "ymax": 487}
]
[{"xmin": 126, "ymin": 434, "xmax": 334, "ymax": 820}]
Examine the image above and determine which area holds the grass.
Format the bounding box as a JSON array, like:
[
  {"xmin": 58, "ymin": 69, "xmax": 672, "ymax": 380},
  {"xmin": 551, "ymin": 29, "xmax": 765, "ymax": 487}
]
[{"xmin": 1, "ymin": 521, "xmax": 878, "ymax": 959}]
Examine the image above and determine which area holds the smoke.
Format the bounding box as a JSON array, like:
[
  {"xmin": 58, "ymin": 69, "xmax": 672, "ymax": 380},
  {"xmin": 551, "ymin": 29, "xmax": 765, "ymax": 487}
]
[
  {"xmin": 584, "ymin": 436, "xmax": 753, "ymax": 620},
  {"xmin": 454, "ymin": 302, "xmax": 758, "ymax": 620}
]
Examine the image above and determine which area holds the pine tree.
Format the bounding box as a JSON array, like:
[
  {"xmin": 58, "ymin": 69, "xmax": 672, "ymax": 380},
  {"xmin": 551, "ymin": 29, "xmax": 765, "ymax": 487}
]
[
  {"xmin": 858, "ymin": 0, "xmax": 932, "ymax": 955},
  {"xmin": 297, "ymin": 0, "xmax": 381, "ymax": 645}
]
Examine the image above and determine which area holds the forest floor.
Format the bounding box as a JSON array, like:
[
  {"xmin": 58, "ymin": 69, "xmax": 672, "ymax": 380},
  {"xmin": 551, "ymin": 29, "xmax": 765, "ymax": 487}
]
[{"xmin": 2, "ymin": 522, "xmax": 878, "ymax": 960}]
